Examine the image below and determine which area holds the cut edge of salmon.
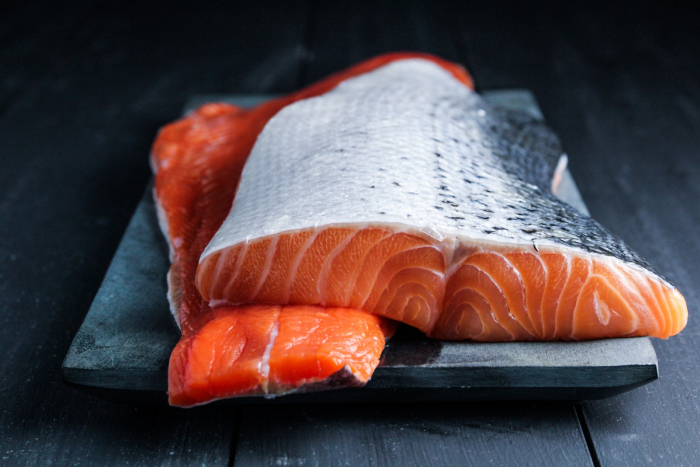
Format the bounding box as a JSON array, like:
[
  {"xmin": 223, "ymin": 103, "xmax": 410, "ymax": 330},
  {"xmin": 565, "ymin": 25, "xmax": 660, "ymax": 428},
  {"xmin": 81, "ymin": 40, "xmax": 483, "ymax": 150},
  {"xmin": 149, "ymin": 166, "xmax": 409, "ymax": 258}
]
[
  {"xmin": 438, "ymin": 249, "xmax": 687, "ymax": 341},
  {"xmin": 196, "ymin": 226, "xmax": 688, "ymax": 342},
  {"xmin": 168, "ymin": 304, "xmax": 394, "ymax": 407}
]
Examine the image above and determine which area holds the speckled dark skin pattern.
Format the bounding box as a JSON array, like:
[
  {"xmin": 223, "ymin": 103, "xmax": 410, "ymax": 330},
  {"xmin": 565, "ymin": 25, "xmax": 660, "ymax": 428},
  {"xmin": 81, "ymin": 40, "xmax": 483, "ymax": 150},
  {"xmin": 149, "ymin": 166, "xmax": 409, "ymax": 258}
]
[{"xmin": 435, "ymin": 91, "xmax": 660, "ymax": 278}]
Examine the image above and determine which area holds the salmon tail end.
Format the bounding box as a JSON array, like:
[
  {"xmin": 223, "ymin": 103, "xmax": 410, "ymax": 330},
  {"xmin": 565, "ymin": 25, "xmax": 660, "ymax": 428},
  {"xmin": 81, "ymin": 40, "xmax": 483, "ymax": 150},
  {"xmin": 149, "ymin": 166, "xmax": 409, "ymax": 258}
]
[{"xmin": 168, "ymin": 305, "xmax": 393, "ymax": 407}]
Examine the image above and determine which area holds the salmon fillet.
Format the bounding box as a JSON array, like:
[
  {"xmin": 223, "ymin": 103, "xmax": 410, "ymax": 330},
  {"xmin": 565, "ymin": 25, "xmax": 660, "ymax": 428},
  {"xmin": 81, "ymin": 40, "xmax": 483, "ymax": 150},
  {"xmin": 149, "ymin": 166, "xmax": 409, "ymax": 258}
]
[
  {"xmin": 152, "ymin": 53, "xmax": 470, "ymax": 406},
  {"xmin": 196, "ymin": 58, "xmax": 687, "ymax": 343}
]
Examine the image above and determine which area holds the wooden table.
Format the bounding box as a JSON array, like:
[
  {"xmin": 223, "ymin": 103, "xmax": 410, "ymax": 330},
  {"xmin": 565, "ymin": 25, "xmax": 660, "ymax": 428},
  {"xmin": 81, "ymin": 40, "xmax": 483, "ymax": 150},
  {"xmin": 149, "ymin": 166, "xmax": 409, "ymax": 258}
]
[{"xmin": 1, "ymin": 1, "xmax": 698, "ymax": 465}]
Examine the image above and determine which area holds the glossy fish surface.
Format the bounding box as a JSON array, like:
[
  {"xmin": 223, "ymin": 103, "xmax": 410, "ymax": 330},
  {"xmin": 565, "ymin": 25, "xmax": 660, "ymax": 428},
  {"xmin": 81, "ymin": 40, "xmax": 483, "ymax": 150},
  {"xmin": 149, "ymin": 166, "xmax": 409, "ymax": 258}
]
[{"xmin": 197, "ymin": 58, "xmax": 687, "ymax": 342}]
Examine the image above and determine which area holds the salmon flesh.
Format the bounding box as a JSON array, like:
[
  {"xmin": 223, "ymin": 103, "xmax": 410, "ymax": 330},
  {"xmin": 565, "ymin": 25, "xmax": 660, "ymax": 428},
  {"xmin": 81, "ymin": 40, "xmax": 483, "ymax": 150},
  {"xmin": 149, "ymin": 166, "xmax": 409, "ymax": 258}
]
[{"xmin": 152, "ymin": 54, "xmax": 687, "ymax": 407}]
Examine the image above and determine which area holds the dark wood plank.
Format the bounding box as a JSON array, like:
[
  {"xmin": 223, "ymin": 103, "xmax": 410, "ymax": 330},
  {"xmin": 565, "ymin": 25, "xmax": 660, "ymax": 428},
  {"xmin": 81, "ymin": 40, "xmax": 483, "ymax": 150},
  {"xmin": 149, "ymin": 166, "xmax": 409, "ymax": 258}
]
[
  {"xmin": 453, "ymin": 1, "xmax": 700, "ymax": 464},
  {"xmin": 550, "ymin": 5, "xmax": 700, "ymax": 466},
  {"xmin": 0, "ymin": 1, "xmax": 308, "ymax": 464},
  {"xmin": 0, "ymin": 405, "xmax": 239, "ymax": 466},
  {"xmin": 234, "ymin": 403, "xmax": 592, "ymax": 467},
  {"xmin": 0, "ymin": 2, "xmax": 100, "ymax": 201}
]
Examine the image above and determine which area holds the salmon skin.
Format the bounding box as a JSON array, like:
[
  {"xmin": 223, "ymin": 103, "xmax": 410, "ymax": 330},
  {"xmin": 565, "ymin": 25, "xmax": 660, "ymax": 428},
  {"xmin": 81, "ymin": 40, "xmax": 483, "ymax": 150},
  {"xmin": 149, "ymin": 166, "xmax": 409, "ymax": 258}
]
[
  {"xmin": 197, "ymin": 58, "xmax": 687, "ymax": 342},
  {"xmin": 152, "ymin": 53, "xmax": 468, "ymax": 406}
]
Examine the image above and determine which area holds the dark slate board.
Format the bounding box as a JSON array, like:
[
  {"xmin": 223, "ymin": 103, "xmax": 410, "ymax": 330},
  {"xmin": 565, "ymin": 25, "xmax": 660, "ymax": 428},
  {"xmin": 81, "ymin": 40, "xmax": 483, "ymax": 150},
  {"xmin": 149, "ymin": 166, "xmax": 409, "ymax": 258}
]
[{"xmin": 61, "ymin": 91, "xmax": 658, "ymax": 404}]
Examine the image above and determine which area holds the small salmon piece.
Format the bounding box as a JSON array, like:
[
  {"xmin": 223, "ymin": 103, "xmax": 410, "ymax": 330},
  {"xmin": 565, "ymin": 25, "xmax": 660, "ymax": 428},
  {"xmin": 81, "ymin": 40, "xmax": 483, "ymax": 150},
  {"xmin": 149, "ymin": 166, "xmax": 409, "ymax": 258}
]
[{"xmin": 168, "ymin": 305, "xmax": 393, "ymax": 407}]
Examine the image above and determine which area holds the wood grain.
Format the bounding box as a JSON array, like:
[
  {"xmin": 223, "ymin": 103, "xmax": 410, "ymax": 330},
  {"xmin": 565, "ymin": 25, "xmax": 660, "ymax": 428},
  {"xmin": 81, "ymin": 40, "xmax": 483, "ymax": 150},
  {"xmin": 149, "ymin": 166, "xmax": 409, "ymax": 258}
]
[{"xmin": 235, "ymin": 403, "xmax": 592, "ymax": 467}]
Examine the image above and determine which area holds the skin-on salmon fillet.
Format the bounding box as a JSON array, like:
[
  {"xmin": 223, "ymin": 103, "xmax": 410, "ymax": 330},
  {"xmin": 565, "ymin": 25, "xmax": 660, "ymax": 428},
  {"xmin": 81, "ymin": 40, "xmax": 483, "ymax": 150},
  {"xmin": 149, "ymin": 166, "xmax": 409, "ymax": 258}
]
[
  {"xmin": 197, "ymin": 58, "xmax": 686, "ymax": 342},
  {"xmin": 152, "ymin": 53, "xmax": 470, "ymax": 406},
  {"xmin": 153, "ymin": 53, "xmax": 687, "ymax": 407}
]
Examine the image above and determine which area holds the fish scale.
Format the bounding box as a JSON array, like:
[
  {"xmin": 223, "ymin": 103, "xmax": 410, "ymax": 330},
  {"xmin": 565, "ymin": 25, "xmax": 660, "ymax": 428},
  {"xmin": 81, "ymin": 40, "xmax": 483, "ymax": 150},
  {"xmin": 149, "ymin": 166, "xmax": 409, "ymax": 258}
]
[{"xmin": 201, "ymin": 59, "xmax": 655, "ymax": 277}]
